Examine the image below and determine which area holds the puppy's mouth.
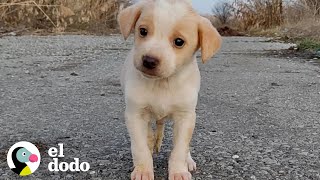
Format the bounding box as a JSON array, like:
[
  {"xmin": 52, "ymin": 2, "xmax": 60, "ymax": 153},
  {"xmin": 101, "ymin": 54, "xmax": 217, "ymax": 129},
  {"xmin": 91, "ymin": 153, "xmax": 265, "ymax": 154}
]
[
  {"xmin": 133, "ymin": 65, "xmax": 161, "ymax": 79},
  {"xmin": 139, "ymin": 68, "xmax": 161, "ymax": 79}
]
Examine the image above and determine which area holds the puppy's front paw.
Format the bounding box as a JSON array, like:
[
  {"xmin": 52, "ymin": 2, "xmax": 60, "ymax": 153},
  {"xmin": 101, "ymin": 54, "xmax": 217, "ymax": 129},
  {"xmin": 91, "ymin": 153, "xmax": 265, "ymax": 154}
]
[
  {"xmin": 131, "ymin": 166, "xmax": 154, "ymax": 180},
  {"xmin": 169, "ymin": 171, "xmax": 192, "ymax": 180},
  {"xmin": 186, "ymin": 154, "xmax": 197, "ymax": 172}
]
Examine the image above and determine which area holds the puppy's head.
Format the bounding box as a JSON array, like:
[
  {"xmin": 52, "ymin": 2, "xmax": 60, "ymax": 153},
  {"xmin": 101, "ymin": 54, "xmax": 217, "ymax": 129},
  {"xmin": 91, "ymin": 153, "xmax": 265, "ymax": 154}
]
[{"xmin": 118, "ymin": 0, "xmax": 221, "ymax": 78}]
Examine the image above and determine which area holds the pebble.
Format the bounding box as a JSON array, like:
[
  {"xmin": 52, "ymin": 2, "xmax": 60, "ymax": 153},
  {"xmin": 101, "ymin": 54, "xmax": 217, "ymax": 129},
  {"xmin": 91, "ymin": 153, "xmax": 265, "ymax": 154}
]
[
  {"xmin": 227, "ymin": 166, "xmax": 233, "ymax": 170},
  {"xmin": 262, "ymin": 158, "xmax": 278, "ymax": 164},
  {"xmin": 90, "ymin": 171, "xmax": 96, "ymax": 175},
  {"xmin": 51, "ymin": 175, "xmax": 60, "ymax": 180},
  {"xmin": 98, "ymin": 160, "xmax": 111, "ymax": 165},
  {"xmin": 84, "ymin": 144, "xmax": 91, "ymax": 148},
  {"xmin": 250, "ymin": 175, "xmax": 257, "ymax": 180},
  {"xmin": 232, "ymin": 155, "xmax": 239, "ymax": 159},
  {"xmin": 299, "ymin": 151, "xmax": 308, "ymax": 156},
  {"xmin": 70, "ymin": 72, "xmax": 79, "ymax": 76},
  {"xmin": 66, "ymin": 174, "xmax": 73, "ymax": 178}
]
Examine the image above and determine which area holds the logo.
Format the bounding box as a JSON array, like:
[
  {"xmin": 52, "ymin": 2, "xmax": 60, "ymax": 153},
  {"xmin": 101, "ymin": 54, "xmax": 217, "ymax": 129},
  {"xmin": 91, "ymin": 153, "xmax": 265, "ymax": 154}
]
[
  {"xmin": 48, "ymin": 143, "xmax": 90, "ymax": 172},
  {"xmin": 7, "ymin": 141, "xmax": 41, "ymax": 176}
]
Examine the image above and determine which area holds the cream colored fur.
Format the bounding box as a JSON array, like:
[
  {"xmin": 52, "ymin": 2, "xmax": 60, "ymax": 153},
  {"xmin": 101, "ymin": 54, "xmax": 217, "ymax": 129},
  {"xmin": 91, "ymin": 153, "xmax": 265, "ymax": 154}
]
[{"xmin": 118, "ymin": 0, "xmax": 221, "ymax": 179}]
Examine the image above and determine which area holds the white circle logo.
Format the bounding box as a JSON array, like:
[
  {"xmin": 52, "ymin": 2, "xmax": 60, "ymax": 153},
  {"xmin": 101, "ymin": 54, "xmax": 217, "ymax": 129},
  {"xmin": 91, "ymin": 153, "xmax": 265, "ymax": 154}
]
[{"xmin": 7, "ymin": 141, "xmax": 41, "ymax": 176}]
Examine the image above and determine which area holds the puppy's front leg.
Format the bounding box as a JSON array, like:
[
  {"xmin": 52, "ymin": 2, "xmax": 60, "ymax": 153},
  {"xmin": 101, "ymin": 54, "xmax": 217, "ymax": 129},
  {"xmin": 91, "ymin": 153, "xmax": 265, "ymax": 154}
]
[
  {"xmin": 169, "ymin": 111, "xmax": 196, "ymax": 180},
  {"xmin": 125, "ymin": 110, "xmax": 154, "ymax": 180}
]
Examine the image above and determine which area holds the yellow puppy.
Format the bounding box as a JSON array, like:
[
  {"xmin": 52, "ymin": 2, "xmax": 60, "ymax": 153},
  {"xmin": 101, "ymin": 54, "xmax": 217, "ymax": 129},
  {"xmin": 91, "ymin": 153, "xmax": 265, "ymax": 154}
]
[{"xmin": 118, "ymin": 0, "xmax": 221, "ymax": 179}]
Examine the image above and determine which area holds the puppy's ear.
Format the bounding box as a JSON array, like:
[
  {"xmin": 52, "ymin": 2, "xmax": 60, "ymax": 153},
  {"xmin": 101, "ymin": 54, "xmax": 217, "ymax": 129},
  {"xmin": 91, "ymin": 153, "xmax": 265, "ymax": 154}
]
[
  {"xmin": 198, "ymin": 17, "xmax": 222, "ymax": 63},
  {"xmin": 118, "ymin": 4, "xmax": 142, "ymax": 40}
]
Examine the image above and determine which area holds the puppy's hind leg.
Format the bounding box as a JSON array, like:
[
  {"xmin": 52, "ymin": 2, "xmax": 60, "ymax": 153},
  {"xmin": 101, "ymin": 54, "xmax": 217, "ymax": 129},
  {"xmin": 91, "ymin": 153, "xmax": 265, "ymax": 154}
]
[
  {"xmin": 147, "ymin": 121, "xmax": 155, "ymax": 154},
  {"xmin": 155, "ymin": 118, "xmax": 165, "ymax": 154}
]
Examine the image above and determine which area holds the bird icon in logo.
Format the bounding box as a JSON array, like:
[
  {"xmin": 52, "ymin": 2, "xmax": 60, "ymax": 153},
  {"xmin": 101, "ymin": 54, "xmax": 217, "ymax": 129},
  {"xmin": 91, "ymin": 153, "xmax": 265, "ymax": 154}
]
[
  {"xmin": 11, "ymin": 147, "xmax": 39, "ymax": 176},
  {"xmin": 7, "ymin": 141, "xmax": 41, "ymax": 177}
]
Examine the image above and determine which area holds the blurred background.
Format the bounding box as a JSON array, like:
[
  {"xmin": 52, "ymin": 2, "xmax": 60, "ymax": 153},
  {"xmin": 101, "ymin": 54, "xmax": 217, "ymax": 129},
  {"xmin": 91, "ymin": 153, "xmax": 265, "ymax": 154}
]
[{"xmin": 0, "ymin": 0, "xmax": 319, "ymax": 49}]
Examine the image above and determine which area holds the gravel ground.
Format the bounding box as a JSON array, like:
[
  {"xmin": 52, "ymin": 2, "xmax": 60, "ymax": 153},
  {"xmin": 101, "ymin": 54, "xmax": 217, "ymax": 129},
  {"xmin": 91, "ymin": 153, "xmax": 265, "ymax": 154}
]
[{"xmin": 0, "ymin": 35, "xmax": 319, "ymax": 180}]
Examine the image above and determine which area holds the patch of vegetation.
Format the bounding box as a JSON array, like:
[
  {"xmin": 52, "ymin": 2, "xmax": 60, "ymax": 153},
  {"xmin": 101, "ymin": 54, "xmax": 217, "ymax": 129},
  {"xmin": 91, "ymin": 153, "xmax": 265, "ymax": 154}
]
[
  {"xmin": 298, "ymin": 39, "xmax": 320, "ymax": 51},
  {"xmin": 0, "ymin": 0, "xmax": 129, "ymax": 34}
]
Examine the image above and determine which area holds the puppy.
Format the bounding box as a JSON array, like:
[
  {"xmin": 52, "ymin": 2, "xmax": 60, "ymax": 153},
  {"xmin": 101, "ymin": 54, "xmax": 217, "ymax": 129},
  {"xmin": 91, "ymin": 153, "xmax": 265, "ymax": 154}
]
[{"xmin": 118, "ymin": 0, "xmax": 221, "ymax": 179}]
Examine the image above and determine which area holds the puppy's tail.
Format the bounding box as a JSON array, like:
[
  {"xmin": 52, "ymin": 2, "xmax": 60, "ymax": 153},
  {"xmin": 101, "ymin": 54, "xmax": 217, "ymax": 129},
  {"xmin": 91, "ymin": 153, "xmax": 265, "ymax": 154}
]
[{"xmin": 154, "ymin": 119, "xmax": 165, "ymax": 154}]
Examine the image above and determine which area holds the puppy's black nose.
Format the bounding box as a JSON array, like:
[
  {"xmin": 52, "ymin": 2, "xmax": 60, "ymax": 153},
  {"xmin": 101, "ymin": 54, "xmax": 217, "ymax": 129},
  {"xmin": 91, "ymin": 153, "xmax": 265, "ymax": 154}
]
[{"xmin": 142, "ymin": 55, "xmax": 159, "ymax": 70}]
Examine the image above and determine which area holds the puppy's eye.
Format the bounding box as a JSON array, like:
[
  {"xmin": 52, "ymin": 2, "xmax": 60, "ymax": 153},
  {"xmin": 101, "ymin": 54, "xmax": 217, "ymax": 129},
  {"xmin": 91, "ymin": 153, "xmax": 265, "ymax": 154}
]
[
  {"xmin": 139, "ymin": 28, "xmax": 148, "ymax": 37},
  {"xmin": 174, "ymin": 38, "xmax": 185, "ymax": 48}
]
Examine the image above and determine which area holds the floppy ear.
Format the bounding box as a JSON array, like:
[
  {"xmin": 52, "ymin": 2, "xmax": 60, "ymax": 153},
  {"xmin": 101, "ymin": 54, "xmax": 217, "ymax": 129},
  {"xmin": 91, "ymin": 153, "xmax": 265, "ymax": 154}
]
[
  {"xmin": 198, "ymin": 17, "xmax": 222, "ymax": 63},
  {"xmin": 118, "ymin": 3, "xmax": 142, "ymax": 40}
]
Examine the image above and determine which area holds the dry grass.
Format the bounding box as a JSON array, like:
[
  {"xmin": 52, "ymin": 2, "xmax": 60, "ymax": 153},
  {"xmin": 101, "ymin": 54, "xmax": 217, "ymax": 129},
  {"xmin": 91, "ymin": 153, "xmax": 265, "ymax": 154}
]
[
  {"xmin": 213, "ymin": 0, "xmax": 320, "ymax": 43},
  {"xmin": 281, "ymin": 0, "xmax": 320, "ymax": 41},
  {"xmin": 0, "ymin": 0, "xmax": 128, "ymax": 34},
  {"xmin": 284, "ymin": 18, "xmax": 320, "ymax": 41},
  {"xmin": 233, "ymin": 0, "xmax": 283, "ymax": 31}
]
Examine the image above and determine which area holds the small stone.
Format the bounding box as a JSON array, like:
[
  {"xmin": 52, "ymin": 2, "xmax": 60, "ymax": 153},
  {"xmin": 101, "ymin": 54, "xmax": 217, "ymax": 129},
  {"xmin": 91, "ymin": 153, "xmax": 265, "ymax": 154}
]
[
  {"xmin": 250, "ymin": 175, "xmax": 257, "ymax": 180},
  {"xmin": 70, "ymin": 72, "xmax": 79, "ymax": 76},
  {"xmin": 98, "ymin": 160, "xmax": 111, "ymax": 165},
  {"xmin": 25, "ymin": 70, "xmax": 30, "ymax": 74},
  {"xmin": 299, "ymin": 151, "xmax": 308, "ymax": 156},
  {"xmin": 52, "ymin": 175, "xmax": 60, "ymax": 180},
  {"xmin": 297, "ymin": 124, "xmax": 304, "ymax": 128},
  {"xmin": 227, "ymin": 166, "xmax": 233, "ymax": 170},
  {"xmin": 262, "ymin": 158, "xmax": 277, "ymax": 164},
  {"xmin": 90, "ymin": 171, "xmax": 96, "ymax": 175},
  {"xmin": 271, "ymin": 82, "xmax": 281, "ymax": 86},
  {"xmin": 232, "ymin": 155, "xmax": 239, "ymax": 159},
  {"xmin": 66, "ymin": 174, "xmax": 73, "ymax": 178}
]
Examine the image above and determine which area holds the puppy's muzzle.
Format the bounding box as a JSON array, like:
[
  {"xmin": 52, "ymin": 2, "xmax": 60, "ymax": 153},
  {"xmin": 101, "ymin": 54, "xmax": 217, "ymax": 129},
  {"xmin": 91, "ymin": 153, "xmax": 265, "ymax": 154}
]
[{"xmin": 142, "ymin": 55, "xmax": 159, "ymax": 70}]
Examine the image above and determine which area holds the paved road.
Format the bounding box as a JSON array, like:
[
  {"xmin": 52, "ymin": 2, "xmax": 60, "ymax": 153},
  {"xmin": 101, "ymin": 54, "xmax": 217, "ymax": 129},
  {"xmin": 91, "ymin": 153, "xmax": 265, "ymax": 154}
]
[{"xmin": 0, "ymin": 36, "xmax": 319, "ymax": 180}]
